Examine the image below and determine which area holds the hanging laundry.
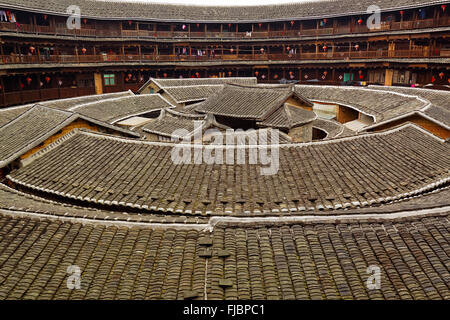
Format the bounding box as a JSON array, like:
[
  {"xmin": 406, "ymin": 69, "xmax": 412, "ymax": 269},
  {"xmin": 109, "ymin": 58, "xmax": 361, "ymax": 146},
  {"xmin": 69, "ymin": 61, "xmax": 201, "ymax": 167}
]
[
  {"xmin": 0, "ymin": 10, "xmax": 7, "ymax": 22},
  {"xmin": 420, "ymin": 10, "xmax": 426, "ymax": 19}
]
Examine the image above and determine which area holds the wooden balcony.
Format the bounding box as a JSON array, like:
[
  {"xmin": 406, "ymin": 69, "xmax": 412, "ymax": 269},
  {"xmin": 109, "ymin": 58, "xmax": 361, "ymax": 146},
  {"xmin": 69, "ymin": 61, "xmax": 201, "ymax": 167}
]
[
  {"xmin": 0, "ymin": 87, "xmax": 95, "ymax": 107},
  {"xmin": 0, "ymin": 48, "xmax": 439, "ymax": 66},
  {"xmin": 0, "ymin": 16, "xmax": 447, "ymax": 40}
]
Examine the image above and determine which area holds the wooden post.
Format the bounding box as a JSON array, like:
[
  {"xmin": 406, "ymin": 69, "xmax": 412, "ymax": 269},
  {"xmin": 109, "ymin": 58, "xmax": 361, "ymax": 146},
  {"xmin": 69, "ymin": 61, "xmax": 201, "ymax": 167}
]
[
  {"xmin": 408, "ymin": 38, "xmax": 412, "ymax": 58},
  {"xmin": 75, "ymin": 45, "xmax": 79, "ymax": 63},
  {"xmin": 94, "ymin": 72, "xmax": 102, "ymax": 94},
  {"xmin": 384, "ymin": 69, "xmax": 393, "ymax": 86}
]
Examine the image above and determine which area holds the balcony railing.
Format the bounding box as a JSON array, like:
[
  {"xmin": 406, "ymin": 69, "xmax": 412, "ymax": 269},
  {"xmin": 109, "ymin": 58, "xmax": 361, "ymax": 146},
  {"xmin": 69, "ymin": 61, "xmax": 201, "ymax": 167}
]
[
  {"xmin": 0, "ymin": 17, "xmax": 448, "ymax": 40},
  {"xmin": 0, "ymin": 49, "xmax": 440, "ymax": 65},
  {"xmin": 0, "ymin": 87, "xmax": 96, "ymax": 107}
]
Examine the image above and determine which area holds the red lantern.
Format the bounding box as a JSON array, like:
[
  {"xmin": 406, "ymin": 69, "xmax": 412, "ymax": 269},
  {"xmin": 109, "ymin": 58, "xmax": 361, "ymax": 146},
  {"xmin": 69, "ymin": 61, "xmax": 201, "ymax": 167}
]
[
  {"xmin": 128, "ymin": 73, "xmax": 132, "ymax": 79},
  {"xmin": 355, "ymin": 44, "xmax": 360, "ymax": 50},
  {"xmin": 323, "ymin": 45, "xmax": 327, "ymax": 51},
  {"xmin": 43, "ymin": 15, "xmax": 48, "ymax": 20},
  {"xmin": 260, "ymin": 48, "xmax": 265, "ymax": 53},
  {"xmin": 357, "ymin": 18, "xmax": 363, "ymax": 25},
  {"xmin": 274, "ymin": 74, "xmax": 278, "ymax": 79},
  {"xmin": 442, "ymin": 5, "xmax": 447, "ymax": 12},
  {"xmin": 45, "ymin": 76, "xmax": 51, "ymax": 83},
  {"xmin": 304, "ymin": 74, "xmax": 308, "ymax": 79},
  {"xmin": 29, "ymin": 46, "xmax": 35, "ymax": 53},
  {"xmin": 432, "ymin": 76, "xmax": 436, "ymax": 82},
  {"xmin": 286, "ymin": 46, "xmax": 290, "ymax": 51},
  {"xmin": 228, "ymin": 71, "xmax": 232, "ymax": 76},
  {"xmin": 81, "ymin": 48, "xmax": 87, "ymax": 54},
  {"xmin": 83, "ymin": 18, "xmax": 87, "ymax": 24},
  {"xmin": 228, "ymin": 23, "xmax": 232, "ymax": 27},
  {"xmin": 290, "ymin": 20, "xmax": 295, "ymax": 26},
  {"xmin": 439, "ymin": 72, "xmax": 445, "ymax": 79},
  {"xmin": 128, "ymin": 20, "xmax": 132, "ymax": 26},
  {"xmin": 196, "ymin": 23, "xmax": 200, "ymax": 28},
  {"xmin": 323, "ymin": 71, "xmax": 328, "ymax": 76},
  {"xmin": 399, "ymin": 10, "xmax": 405, "ymax": 16},
  {"xmin": 258, "ymin": 23, "xmax": 262, "ymax": 27},
  {"xmin": 255, "ymin": 71, "xmax": 259, "ymax": 76},
  {"xmin": 230, "ymin": 48, "xmax": 234, "ymax": 53},
  {"xmin": 20, "ymin": 83, "xmax": 24, "ymax": 89},
  {"xmin": 358, "ymin": 70, "xmax": 363, "ymax": 75},
  {"xmin": 125, "ymin": 77, "xmax": 129, "ymax": 82},
  {"xmin": 26, "ymin": 77, "xmax": 32, "ymax": 84},
  {"xmin": 323, "ymin": 18, "xmax": 327, "ymax": 24},
  {"xmin": 163, "ymin": 73, "xmax": 168, "ymax": 78}
]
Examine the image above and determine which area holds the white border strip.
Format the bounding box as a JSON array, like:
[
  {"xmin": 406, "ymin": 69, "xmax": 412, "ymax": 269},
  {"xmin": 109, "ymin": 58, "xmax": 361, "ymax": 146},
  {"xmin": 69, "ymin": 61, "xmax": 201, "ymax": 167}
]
[{"xmin": 1, "ymin": 205, "xmax": 448, "ymax": 231}]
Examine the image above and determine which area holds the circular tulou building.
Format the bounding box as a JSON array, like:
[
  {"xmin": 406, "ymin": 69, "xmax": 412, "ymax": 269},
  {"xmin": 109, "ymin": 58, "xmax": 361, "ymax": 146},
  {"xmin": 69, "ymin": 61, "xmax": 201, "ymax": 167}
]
[{"xmin": 0, "ymin": 0, "xmax": 449, "ymax": 301}]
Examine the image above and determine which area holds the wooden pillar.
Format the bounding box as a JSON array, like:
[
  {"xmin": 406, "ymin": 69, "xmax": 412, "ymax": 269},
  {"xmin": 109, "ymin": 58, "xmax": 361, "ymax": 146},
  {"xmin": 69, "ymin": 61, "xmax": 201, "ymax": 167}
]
[
  {"xmin": 36, "ymin": 45, "xmax": 41, "ymax": 63},
  {"xmin": 94, "ymin": 72, "xmax": 103, "ymax": 94},
  {"xmin": 408, "ymin": 38, "xmax": 412, "ymax": 58},
  {"xmin": 384, "ymin": 69, "xmax": 394, "ymax": 86},
  {"xmin": 75, "ymin": 45, "xmax": 79, "ymax": 62}
]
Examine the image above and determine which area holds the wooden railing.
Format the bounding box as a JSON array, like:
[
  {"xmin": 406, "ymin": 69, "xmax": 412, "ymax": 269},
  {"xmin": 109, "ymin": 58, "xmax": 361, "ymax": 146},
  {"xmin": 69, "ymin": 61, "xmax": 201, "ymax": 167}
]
[
  {"xmin": 0, "ymin": 87, "xmax": 95, "ymax": 107},
  {"xmin": 0, "ymin": 17, "xmax": 448, "ymax": 39},
  {"xmin": 0, "ymin": 49, "xmax": 440, "ymax": 65}
]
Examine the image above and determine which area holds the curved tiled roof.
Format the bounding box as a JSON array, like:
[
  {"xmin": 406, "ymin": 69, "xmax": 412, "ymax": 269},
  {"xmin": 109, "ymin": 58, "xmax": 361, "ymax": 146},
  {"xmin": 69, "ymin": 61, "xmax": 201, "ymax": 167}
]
[
  {"xmin": 312, "ymin": 118, "xmax": 347, "ymax": 138},
  {"xmin": 0, "ymin": 91, "xmax": 134, "ymax": 127},
  {"xmin": 0, "ymin": 208, "xmax": 448, "ymax": 299},
  {"xmin": 0, "ymin": 0, "xmax": 447, "ymax": 22},
  {"xmin": 71, "ymin": 94, "xmax": 174, "ymax": 124},
  {"xmin": 7, "ymin": 124, "xmax": 450, "ymax": 216},
  {"xmin": 141, "ymin": 108, "xmax": 207, "ymax": 139},
  {"xmin": 196, "ymin": 83, "xmax": 312, "ymax": 120},
  {"xmin": 162, "ymin": 85, "xmax": 223, "ymax": 104},
  {"xmin": 258, "ymin": 104, "xmax": 317, "ymax": 129},
  {"xmin": 368, "ymin": 85, "xmax": 450, "ymax": 128},
  {"xmin": 152, "ymin": 77, "xmax": 258, "ymax": 88},
  {"xmin": 295, "ymin": 85, "xmax": 429, "ymax": 124},
  {"xmin": 0, "ymin": 104, "xmax": 139, "ymax": 167}
]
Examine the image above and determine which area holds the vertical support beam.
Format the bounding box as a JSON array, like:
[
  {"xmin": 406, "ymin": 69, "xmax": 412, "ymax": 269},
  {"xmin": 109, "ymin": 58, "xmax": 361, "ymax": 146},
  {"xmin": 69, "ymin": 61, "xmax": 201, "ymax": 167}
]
[
  {"xmin": 94, "ymin": 72, "xmax": 103, "ymax": 94},
  {"xmin": 384, "ymin": 69, "xmax": 393, "ymax": 86},
  {"xmin": 408, "ymin": 38, "xmax": 412, "ymax": 58},
  {"xmin": 75, "ymin": 45, "xmax": 79, "ymax": 63}
]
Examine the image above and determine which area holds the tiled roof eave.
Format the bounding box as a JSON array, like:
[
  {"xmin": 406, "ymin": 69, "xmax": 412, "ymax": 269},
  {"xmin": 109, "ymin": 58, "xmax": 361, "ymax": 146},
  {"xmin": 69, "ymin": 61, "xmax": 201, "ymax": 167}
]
[{"xmin": 0, "ymin": 1, "xmax": 447, "ymax": 23}]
